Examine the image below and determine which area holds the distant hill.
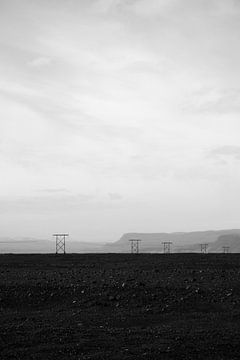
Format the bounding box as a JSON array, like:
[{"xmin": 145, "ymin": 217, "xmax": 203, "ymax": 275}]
[
  {"xmin": 0, "ymin": 238, "xmax": 104, "ymax": 253},
  {"xmin": 103, "ymin": 230, "xmax": 240, "ymax": 253},
  {"xmin": 208, "ymin": 234, "xmax": 240, "ymax": 253},
  {"xmin": 2, "ymin": 229, "xmax": 240, "ymax": 253}
]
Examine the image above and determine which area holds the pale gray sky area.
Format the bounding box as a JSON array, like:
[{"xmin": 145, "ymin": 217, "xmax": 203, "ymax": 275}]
[{"xmin": 1, "ymin": 0, "xmax": 240, "ymax": 242}]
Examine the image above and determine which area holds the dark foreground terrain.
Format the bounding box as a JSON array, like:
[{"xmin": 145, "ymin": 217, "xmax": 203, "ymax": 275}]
[{"xmin": 1, "ymin": 254, "xmax": 240, "ymax": 359}]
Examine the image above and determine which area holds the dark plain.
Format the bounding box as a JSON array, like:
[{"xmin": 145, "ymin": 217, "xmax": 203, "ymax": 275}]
[{"xmin": 1, "ymin": 253, "xmax": 240, "ymax": 359}]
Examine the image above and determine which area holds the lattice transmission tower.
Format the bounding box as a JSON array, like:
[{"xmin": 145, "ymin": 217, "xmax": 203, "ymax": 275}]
[
  {"xmin": 53, "ymin": 234, "xmax": 69, "ymax": 254},
  {"xmin": 200, "ymin": 243, "xmax": 208, "ymax": 254},
  {"xmin": 162, "ymin": 241, "xmax": 172, "ymax": 254},
  {"xmin": 222, "ymin": 246, "xmax": 230, "ymax": 254},
  {"xmin": 129, "ymin": 239, "xmax": 141, "ymax": 254}
]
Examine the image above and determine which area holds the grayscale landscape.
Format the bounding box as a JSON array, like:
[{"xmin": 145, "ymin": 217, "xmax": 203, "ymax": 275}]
[
  {"xmin": 2, "ymin": 229, "xmax": 240, "ymax": 253},
  {"xmin": 1, "ymin": 0, "xmax": 240, "ymax": 358}
]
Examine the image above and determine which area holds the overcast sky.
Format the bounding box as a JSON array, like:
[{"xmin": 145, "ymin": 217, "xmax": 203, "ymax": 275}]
[{"xmin": 1, "ymin": 0, "xmax": 240, "ymax": 241}]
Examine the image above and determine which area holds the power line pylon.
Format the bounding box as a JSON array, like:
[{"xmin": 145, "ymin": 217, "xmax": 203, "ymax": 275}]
[
  {"xmin": 53, "ymin": 234, "xmax": 69, "ymax": 254},
  {"xmin": 200, "ymin": 243, "xmax": 208, "ymax": 254},
  {"xmin": 129, "ymin": 239, "xmax": 141, "ymax": 254},
  {"xmin": 222, "ymin": 246, "xmax": 230, "ymax": 254},
  {"xmin": 162, "ymin": 241, "xmax": 172, "ymax": 254}
]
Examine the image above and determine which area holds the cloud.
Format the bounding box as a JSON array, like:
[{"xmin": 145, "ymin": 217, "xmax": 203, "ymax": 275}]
[
  {"xmin": 126, "ymin": 0, "xmax": 178, "ymax": 17},
  {"xmin": 29, "ymin": 56, "xmax": 52, "ymax": 67},
  {"xmin": 92, "ymin": 0, "xmax": 240, "ymax": 21},
  {"xmin": 108, "ymin": 193, "xmax": 123, "ymax": 201},
  {"xmin": 0, "ymin": 194, "xmax": 95, "ymax": 214},
  {"xmin": 129, "ymin": 0, "xmax": 240, "ymax": 18},
  {"xmin": 208, "ymin": 146, "xmax": 240, "ymax": 161},
  {"xmin": 184, "ymin": 88, "xmax": 240, "ymax": 114},
  {"xmin": 39, "ymin": 188, "xmax": 70, "ymax": 194},
  {"xmin": 1, "ymin": 0, "xmax": 240, "ymax": 237},
  {"xmin": 92, "ymin": 0, "xmax": 180, "ymax": 17}
]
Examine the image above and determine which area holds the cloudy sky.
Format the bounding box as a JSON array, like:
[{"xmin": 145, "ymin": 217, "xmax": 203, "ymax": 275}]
[{"xmin": 1, "ymin": 0, "xmax": 240, "ymax": 241}]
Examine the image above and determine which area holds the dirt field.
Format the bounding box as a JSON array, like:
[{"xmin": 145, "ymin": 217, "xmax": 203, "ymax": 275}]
[{"xmin": 1, "ymin": 253, "xmax": 240, "ymax": 359}]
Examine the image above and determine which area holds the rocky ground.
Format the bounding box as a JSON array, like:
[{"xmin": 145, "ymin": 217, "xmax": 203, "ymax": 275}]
[{"xmin": 1, "ymin": 253, "xmax": 240, "ymax": 359}]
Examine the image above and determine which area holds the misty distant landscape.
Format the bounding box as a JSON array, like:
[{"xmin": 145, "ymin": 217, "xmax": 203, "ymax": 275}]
[
  {"xmin": 2, "ymin": 0, "xmax": 240, "ymax": 358},
  {"xmin": 1, "ymin": 229, "xmax": 240, "ymax": 253}
]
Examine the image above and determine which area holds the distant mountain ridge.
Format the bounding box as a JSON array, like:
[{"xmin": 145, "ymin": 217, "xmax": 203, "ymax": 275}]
[
  {"xmin": 103, "ymin": 229, "xmax": 240, "ymax": 253},
  {"xmin": 0, "ymin": 238, "xmax": 104, "ymax": 253},
  {"xmin": 1, "ymin": 229, "xmax": 240, "ymax": 253}
]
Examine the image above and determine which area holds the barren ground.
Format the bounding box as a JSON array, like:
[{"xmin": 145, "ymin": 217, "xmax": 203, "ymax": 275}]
[{"xmin": 1, "ymin": 253, "xmax": 240, "ymax": 359}]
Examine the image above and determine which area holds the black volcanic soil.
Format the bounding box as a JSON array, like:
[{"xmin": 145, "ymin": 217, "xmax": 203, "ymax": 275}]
[{"xmin": 1, "ymin": 254, "xmax": 240, "ymax": 359}]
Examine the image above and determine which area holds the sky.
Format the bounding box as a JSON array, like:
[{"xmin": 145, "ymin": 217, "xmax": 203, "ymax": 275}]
[{"xmin": 1, "ymin": 0, "xmax": 240, "ymax": 242}]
